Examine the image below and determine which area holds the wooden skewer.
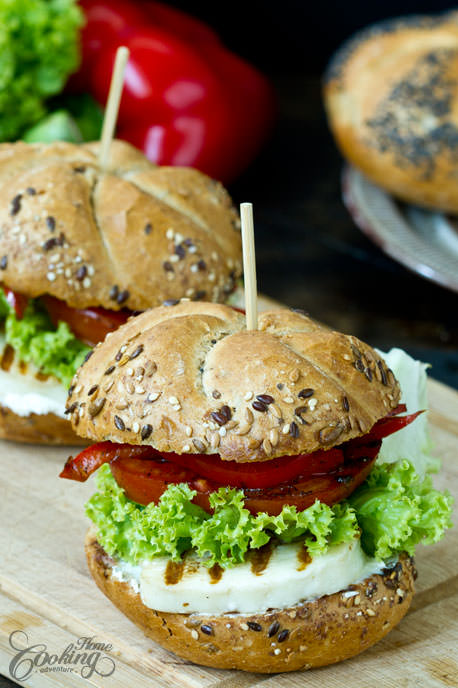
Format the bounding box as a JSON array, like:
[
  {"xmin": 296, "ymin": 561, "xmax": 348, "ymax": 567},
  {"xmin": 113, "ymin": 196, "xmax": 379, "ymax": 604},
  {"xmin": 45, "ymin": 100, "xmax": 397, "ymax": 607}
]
[
  {"xmin": 98, "ymin": 46, "xmax": 130, "ymax": 170},
  {"xmin": 240, "ymin": 202, "xmax": 258, "ymax": 330}
]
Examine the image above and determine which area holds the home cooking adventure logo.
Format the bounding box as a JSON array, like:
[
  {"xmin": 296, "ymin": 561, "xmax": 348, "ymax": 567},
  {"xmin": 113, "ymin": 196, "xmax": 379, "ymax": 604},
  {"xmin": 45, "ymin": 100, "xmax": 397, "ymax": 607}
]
[{"xmin": 9, "ymin": 631, "xmax": 116, "ymax": 681}]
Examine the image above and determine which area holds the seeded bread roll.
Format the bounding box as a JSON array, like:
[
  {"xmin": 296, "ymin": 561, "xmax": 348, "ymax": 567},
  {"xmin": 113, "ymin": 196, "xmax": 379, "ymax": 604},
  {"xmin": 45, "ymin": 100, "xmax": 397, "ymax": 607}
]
[
  {"xmin": 86, "ymin": 532, "xmax": 415, "ymax": 673},
  {"xmin": 324, "ymin": 11, "xmax": 458, "ymax": 212},
  {"xmin": 0, "ymin": 140, "xmax": 241, "ymax": 310},
  {"xmin": 67, "ymin": 302, "xmax": 400, "ymax": 462},
  {"xmin": 0, "ymin": 404, "xmax": 85, "ymax": 445}
]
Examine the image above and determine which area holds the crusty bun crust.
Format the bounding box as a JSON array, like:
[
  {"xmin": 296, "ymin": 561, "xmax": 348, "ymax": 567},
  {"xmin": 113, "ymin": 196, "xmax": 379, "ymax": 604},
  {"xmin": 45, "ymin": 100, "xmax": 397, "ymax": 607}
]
[
  {"xmin": 67, "ymin": 302, "xmax": 400, "ymax": 462},
  {"xmin": 86, "ymin": 532, "xmax": 415, "ymax": 673},
  {"xmin": 324, "ymin": 11, "xmax": 458, "ymax": 213},
  {"xmin": 0, "ymin": 140, "xmax": 241, "ymax": 310},
  {"xmin": 0, "ymin": 404, "xmax": 85, "ymax": 445}
]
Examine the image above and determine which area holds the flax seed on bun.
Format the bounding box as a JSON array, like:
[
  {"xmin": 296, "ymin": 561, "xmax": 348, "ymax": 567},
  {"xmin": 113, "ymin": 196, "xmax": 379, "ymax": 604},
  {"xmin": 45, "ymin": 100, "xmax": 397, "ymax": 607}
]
[
  {"xmin": 86, "ymin": 531, "xmax": 416, "ymax": 673},
  {"xmin": 0, "ymin": 140, "xmax": 241, "ymax": 310},
  {"xmin": 67, "ymin": 302, "xmax": 400, "ymax": 461},
  {"xmin": 324, "ymin": 10, "xmax": 458, "ymax": 213}
]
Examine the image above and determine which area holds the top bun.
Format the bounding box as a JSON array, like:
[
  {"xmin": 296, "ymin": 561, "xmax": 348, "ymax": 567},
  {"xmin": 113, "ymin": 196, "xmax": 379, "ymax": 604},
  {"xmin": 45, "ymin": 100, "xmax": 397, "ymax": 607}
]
[
  {"xmin": 67, "ymin": 302, "xmax": 400, "ymax": 461},
  {"xmin": 324, "ymin": 11, "xmax": 458, "ymax": 213},
  {"xmin": 0, "ymin": 140, "xmax": 241, "ymax": 310}
]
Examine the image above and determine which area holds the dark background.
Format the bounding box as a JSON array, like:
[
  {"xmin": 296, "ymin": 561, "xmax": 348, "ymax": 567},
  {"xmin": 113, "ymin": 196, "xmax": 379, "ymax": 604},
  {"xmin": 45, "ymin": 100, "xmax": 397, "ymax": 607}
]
[
  {"xmin": 172, "ymin": 0, "xmax": 455, "ymax": 74},
  {"xmin": 167, "ymin": 0, "xmax": 458, "ymax": 390}
]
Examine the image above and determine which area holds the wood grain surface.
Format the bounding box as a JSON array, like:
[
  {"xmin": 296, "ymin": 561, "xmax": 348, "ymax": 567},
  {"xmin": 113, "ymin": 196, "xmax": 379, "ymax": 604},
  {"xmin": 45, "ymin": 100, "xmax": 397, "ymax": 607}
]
[{"xmin": 0, "ymin": 299, "xmax": 456, "ymax": 687}]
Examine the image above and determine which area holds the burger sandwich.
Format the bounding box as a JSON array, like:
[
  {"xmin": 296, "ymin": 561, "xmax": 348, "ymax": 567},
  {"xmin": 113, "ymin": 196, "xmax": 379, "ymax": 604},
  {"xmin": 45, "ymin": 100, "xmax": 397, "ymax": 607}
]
[
  {"xmin": 0, "ymin": 141, "xmax": 241, "ymax": 444},
  {"xmin": 60, "ymin": 301, "xmax": 452, "ymax": 672}
]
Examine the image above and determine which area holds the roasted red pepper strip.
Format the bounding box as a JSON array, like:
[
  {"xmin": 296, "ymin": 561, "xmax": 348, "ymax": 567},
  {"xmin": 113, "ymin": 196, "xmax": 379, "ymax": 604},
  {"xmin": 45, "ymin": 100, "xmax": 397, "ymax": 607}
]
[
  {"xmin": 70, "ymin": 0, "xmax": 275, "ymax": 183},
  {"xmin": 60, "ymin": 441, "xmax": 344, "ymax": 488},
  {"xmin": 2, "ymin": 286, "xmax": 28, "ymax": 319},
  {"xmin": 388, "ymin": 404, "xmax": 407, "ymax": 416},
  {"xmin": 60, "ymin": 407, "xmax": 422, "ymax": 487},
  {"xmin": 59, "ymin": 441, "xmax": 155, "ymax": 481},
  {"xmin": 351, "ymin": 410, "xmax": 424, "ymax": 445},
  {"xmin": 160, "ymin": 447, "xmax": 344, "ymax": 489}
]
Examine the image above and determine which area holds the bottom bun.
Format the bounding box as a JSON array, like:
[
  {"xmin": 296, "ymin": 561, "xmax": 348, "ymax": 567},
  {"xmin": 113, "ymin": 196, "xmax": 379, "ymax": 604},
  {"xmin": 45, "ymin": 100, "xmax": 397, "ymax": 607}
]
[
  {"xmin": 85, "ymin": 531, "xmax": 416, "ymax": 673},
  {"xmin": 0, "ymin": 404, "xmax": 86, "ymax": 445}
]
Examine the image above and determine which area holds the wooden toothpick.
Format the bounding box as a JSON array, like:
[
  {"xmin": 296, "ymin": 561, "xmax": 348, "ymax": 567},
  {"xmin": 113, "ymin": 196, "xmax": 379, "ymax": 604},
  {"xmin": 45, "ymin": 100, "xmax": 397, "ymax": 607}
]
[
  {"xmin": 240, "ymin": 202, "xmax": 258, "ymax": 330},
  {"xmin": 98, "ymin": 46, "xmax": 130, "ymax": 170}
]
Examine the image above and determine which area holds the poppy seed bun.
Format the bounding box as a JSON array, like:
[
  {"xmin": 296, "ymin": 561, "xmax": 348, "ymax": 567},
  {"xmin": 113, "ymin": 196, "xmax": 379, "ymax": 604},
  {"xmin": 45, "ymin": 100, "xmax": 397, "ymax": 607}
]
[
  {"xmin": 0, "ymin": 140, "xmax": 241, "ymax": 310},
  {"xmin": 86, "ymin": 532, "xmax": 416, "ymax": 673},
  {"xmin": 324, "ymin": 11, "xmax": 458, "ymax": 213},
  {"xmin": 0, "ymin": 404, "xmax": 85, "ymax": 445},
  {"xmin": 67, "ymin": 302, "xmax": 400, "ymax": 462}
]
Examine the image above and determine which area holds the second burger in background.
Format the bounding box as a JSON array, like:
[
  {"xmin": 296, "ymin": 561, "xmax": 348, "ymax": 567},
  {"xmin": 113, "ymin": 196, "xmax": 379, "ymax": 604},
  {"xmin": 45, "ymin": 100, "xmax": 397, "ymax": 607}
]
[
  {"xmin": 0, "ymin": 140, "xmax": 241, "ymax": 444},
  {"xmin": 324, "ymin": 10, "xmax": 458, "ymax": 213}
]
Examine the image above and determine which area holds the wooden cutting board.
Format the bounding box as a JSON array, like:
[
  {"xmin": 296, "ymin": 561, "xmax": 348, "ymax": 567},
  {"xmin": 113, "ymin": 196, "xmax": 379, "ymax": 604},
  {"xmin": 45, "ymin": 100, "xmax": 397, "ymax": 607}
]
[{"xmin": 0, "ymin": 296, "xmax": 457, "ymax": 688}]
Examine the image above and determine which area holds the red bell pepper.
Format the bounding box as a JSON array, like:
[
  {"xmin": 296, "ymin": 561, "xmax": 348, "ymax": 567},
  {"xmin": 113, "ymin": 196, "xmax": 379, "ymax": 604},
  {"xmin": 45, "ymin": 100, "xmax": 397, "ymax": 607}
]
[{"xmin": 70, "ymin": 0, "xmax": 276, "ymax": 183}]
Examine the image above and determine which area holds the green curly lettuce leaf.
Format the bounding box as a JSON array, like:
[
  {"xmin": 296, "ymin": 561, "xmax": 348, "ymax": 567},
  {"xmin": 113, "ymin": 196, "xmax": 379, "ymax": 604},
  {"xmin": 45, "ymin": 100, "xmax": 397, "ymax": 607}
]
[
  {"xmin": 86, "ymin": 465, "xmax": 359, "ymax": 569},
  {"xmin": 0, "ymin": 0, "xmax": 82, "ymax": 141},
  {"xmin": 349, "ymin": 460, "xmax": 453, "ymax": 561},
  {"xmin": 0, "ymin": 290, "xmax": 89, "ymax": 386},
  {"xmin": 85, "ymin": 458, "xmax": 452, "ymax": 569}
]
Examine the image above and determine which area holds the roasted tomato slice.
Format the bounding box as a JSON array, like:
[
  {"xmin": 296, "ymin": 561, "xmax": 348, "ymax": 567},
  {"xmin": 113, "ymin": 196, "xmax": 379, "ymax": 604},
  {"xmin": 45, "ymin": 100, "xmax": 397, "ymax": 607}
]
[
  {"xmin": 110, "ymin": 455, "xmax": 215, "ymax": 506},
  {"xmin": 238, "ymin": 445, "xmax": 379, "ymax": 515},
  {"xmin": 2, "ymin": 286, "xmax": 29, "ymax": 319},
  {"xmin": 108, "ymin": 446, "xmax": 379, "ymax": 516},
  {"xmin": 43, "ymin": 295, "xmax": 131, "ymax": 347}
]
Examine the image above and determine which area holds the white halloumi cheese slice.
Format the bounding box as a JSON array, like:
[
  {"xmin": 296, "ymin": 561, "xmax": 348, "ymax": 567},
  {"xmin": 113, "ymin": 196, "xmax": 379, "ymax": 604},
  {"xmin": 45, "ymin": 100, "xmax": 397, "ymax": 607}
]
[{"xmin": 111, "ymin": 539, "xmax": 386, "ymax": 615}]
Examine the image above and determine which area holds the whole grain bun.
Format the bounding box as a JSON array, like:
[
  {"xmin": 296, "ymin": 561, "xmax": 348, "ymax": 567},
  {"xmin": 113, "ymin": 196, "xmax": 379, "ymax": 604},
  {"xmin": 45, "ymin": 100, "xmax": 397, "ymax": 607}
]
[
  {"xmin": 86, "ymin": 532, "xmax": 415, "ymax": 673},
  {"xmin": 0, "ymin": 404, "xmax": 85, "ymax": 445},
  {"xmin": 0, "ymin": 140, "xmax": 241, "ymax": 309},
  {"xmin": 324, "ymin": 11, "xmax": 458, "ymax": 212},
  {"xmin": 67, "ymin": 302, "xmax": 400, "ymax": 462}
]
